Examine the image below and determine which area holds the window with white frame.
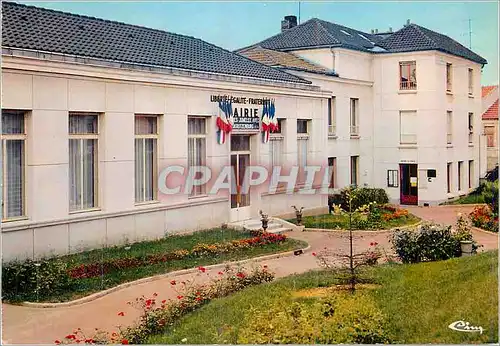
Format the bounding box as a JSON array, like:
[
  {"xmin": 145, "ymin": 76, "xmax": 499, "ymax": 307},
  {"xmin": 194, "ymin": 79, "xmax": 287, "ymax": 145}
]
[
  {"xmin": 447, "ymin": 162, "xmax": 452, "ymax": 193},
  {"xmin": 350, "ymin": 156, "xmax": 359, "ymax": 187},
  {"xmin": 297, "ymin": 119, "xmax": 309, "ymax": 184},
  {"xmin": 270, "ymin": 119, "xmax": 284, "ymax": 169},
  {"xmin": 188, "ymin": 117, "xmax": 207, "ymax": 196},
  {"xmin": 328, "ymin": 157, "xmax": 336, "ymax": 189},
  {"xmin": 446, "ymin": 111, "xmax": 453, "ymax": 144},
  {"xmin": 458, "ymin": 161, "xmax": 464, "ymax": 191},
  {"xmin": 328, "ymin": 97, "xmax": 336, "ymax": 136},
  {"xmin": 468, "ymin": 112, "xmax": 474, "ymax": 144},
  {"xmin": 2, "ymin": 110, "xmax": 26, "ymax": 220},
  {"xmin": 468, "ymin": 160, "xmax": 474, "ymax": 189},
  {"xmin": 400, "ymin": 110, "xmax": 417, "ymax": 144},
  {"xmin": 350, "ymin": 98, "xmax": 359, "ymax": 136},
  {"xmin": 446, "ymin": 63, "xmax": 452, "ymax": 92},
  {"xmin": 69, "ymin": 113, "xmax": 99, "ymax": 212},
  {"xmin": 135, "ymin": 115, "xmax": 158, "ymax": 203},
  {"xmin": 468, "ymin": 68, "xmax": 473, "ymax": 95},
  {"xmin": 399, "ymin": 61, "xmax": 417, "ymax": 90}
]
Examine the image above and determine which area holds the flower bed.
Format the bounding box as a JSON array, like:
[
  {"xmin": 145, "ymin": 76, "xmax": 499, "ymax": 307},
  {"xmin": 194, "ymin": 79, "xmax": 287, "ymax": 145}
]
[
  {"xmin": 2, "ymin": 229, "xmax": 304, "ymax": 303},
  {"xmin": 68, "ymin": 233, "xmax": 286, "ymax": 279},
  {"xmin": 469, "ymin": 206, "xmax": 499, "ymax": 233},
  {"xmin": 56, "ymin": 265, "xmax": 274, "ymax": 345}
]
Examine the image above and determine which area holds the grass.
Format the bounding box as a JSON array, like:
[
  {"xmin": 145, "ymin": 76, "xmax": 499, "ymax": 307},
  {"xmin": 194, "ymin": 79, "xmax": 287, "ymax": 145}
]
[
  {"xmin": 147, "ymin": 251, "xmax": 498, "ymax": 344},
  {"xmin": 14, "ymin": 229, "xmax": 307, "ymax": 303},
  {"xmin": 442, "ymin": 190, "xmax": 485, "ymax": 205},
  {"xmin": 288, "ymin": 212, "xmax": 420, "ymax": 230}
]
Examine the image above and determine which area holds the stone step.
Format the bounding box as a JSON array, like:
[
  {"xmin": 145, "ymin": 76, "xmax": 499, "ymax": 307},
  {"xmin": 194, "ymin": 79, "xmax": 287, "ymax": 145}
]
[
  {"xmin": 244, "ymin": 220, "xmax": 282, "ymax": 231},
  {"xmin": 267, "ymin": 227, "xmax": 293, "ymax": 234}
]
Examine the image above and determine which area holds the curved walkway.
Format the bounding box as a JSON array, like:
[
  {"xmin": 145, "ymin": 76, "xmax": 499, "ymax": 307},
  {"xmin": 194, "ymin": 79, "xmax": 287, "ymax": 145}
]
[{"xmin": 2, "ymin": 205, "xmax": 497, "ymax": 344}]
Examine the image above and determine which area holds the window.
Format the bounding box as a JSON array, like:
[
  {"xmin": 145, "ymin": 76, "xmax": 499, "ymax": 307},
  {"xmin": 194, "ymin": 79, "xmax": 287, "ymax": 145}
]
[
  {"xmin": 69, "ymin": 113, "xmax": 99, "ymax": 212},
  {"xmin": 458, "ymin": 161, "xmax": 463, "ymax": 191},
  {"xmin": 350, "ymin": 98, "xmax": 359, "ymax": 136},
  {"xmin": 468, "ymin": 160, "xmax": 474, "ymax": 189},
  {"xmin": 468, "ymin": 113, "xmax": 473, "ymax": 144},
  {"xmin": 2, "ymin": 110, "xmax": 26, "ymax": 219},
  {"xmin": 328, "ymin": 157, "xmax": 336, "ymax": 189},
  {"xmin": 446, "ymin": 111, "xmax": 453, "ymax": 144},
  {"xmin": 447, "ymin": 162, "xmax": 452, "ymax": 193},
  {"xmin": 270, "ymin": 119, "xmax": 284, "ymax": 168},
  {"xmin": 350, "ymin": 156, "xmax": 359, "ymax": 187},
  {"xmin": 468, "ymin": 68, "xmax": 473, "ymax": 95},
  {"xmin": 188, "ymin": 117, "xmax": 207, "ymax": 196},
  {"xmin": 399, "ymin": 61, "xmax": 417, "ymax": 90},
  {"xmin": 387, "ymin": 169, "xmax": 399, "ymax": 187},
  {"xmin": 446, "ymin": 63, "xmax": 452, "ymax": 92},
  {"xmin": 400, "ymin": 110, "xmax": 417, "ymax": 144},
  {"xmin": 297, "ymin": 119, "xmax": 309, "ymax": 184},
  {"xmin": 135, "ymin": 115, "xmax": 158, "ymax": 203},
  {"xmin": 328, "ymin": 97, "xmax": 336, "ymax": 136},
  {"xmin": 484, "ymin": 126, "xmax": 496, "ymax": 147}
]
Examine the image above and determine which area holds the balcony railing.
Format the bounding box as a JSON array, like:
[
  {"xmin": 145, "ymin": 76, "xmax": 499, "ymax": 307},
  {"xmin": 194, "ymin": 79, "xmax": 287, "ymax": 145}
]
[
  {"xmin": 400, "ymin": 134, "xmax": 417, "ymax": 145},
  {"xmin": 400, "ymin": 80, "xmax": 417, "ymax": 90},
  {"xmin": 447, "ymin": 133, "xmax": 452, "ymax": 144},
  {"xmin": 350, "ymin": 125, "xmax": 359, "ymax": 136},
  {"xmin": 328, "ymin": 124, "xmax": 336, "ymax": 136}
]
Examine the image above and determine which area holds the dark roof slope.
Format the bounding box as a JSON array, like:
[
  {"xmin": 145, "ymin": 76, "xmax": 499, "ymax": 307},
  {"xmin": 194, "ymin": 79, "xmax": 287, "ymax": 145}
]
[
  {"xmin": 238, "ymin": 46, "xmax": 338, "ymax": 76},
  {"xmin": 244, "ymin": 18, "xmax": 381, "ymax": 53},
  {"xmin": 1, "ymin": 1, "xmax": 310, "ymax": 84},
  {"xmin": 376, "ymin": 24, "xmax": 487, "ymax": 64},
  {"xmin": 242, "ymin": 17, "xmax": 486, "ymax": 65}
]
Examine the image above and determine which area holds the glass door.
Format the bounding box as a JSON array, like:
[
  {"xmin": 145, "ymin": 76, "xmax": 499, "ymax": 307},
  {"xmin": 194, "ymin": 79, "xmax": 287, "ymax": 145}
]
[{"xmin": 230, "ymin": 135, "xmax": 251, "ymax": 221}]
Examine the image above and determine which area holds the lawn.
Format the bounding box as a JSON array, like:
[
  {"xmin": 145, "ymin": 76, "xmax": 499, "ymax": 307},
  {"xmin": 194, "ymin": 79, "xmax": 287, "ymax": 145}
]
[
  {"xmin": 147, "ymin": 251, "xmax": 498, "ymax": 344},
  {"xmin": 290, "ymin": 210, "xmax": 420, "ymax": 230},
  {"xmin": 442, "ymin": 191, "xmax": 485, "ymax": 205},
  {"xmin": 4, "ymin": 229, "xmax": 307, "ymax": 303}
]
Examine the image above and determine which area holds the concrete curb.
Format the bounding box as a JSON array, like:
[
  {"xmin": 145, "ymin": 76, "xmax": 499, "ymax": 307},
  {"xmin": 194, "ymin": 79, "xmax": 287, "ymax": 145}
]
[
  {"xmin": 471, "ymin": 226, "xmax": 499, "ymax": 237},
  {"xmin": 20, "ymin": 242, "xmax": 311, "ymax": 309},
  {"xmin": 435, "ymin": 203, "xmax": 487, "ymax": 208},
  {"xmin": 304, "ymin": 221, "xmax": 422, "ymax": 233}
]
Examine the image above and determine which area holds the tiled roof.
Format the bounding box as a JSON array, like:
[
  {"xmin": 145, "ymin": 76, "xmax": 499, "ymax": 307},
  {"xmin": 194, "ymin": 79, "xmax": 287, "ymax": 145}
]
[
  {"xmin": 376, "ymin": 24, "xmax": 487, "ymax": 65},
  {"xmin": 1, "ymin": 1, "xmax": 310, "ymax": 85},
  {"xmin": 238, "ymin": 46, "xmax": 338, "ymax": 76},
  {"xmin": 243, "ymin": 18, "xmax": 487, "ymax": 65},
  {"xmin": 483, "ymin": 100, "xmax": 498, "ymax": 120},
  {"xmin": 244, "ymin": 18, "xmax": 381, "ymax": 53},
  {"xmin": 482, "ymin": 85, "xmax": 498, "ymax": 98}
]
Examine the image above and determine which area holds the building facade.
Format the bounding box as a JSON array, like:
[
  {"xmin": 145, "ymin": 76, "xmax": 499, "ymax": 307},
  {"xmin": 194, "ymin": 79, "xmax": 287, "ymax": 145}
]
[
  {"xmin": 0, "ymin": 3, "xmax": 489, "ymax": 261},
  {"xmin": 481, "ymin": 85, "xmax": 499, "ymax": 171},
  {"xmin": 239, "ymin": 16, "xmax": 487, "ymax": 206}
]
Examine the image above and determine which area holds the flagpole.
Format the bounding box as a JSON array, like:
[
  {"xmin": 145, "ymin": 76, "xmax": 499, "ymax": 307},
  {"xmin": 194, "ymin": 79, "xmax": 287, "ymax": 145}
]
[{"xmin": 298, "ymin": 1, "xmax": 301, "ymax": 24}]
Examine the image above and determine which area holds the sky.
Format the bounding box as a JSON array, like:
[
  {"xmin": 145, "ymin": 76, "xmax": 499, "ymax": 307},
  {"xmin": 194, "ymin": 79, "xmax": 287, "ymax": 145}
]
[{"xmin": 18, "ymin": 1, "xmax": 500, "ymax": 85}]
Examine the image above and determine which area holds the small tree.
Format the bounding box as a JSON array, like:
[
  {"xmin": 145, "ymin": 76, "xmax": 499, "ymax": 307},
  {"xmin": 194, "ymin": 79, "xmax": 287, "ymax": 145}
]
[{"xmin": 315, "ymin": 186, "xmax": 379, "ymax": 293}]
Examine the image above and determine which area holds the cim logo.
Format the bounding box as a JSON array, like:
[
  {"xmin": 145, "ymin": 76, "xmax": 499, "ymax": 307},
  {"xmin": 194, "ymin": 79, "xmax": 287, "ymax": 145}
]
[{"xmin": 448, "ymin": 321, "xmax": 485, "ymax": 334}]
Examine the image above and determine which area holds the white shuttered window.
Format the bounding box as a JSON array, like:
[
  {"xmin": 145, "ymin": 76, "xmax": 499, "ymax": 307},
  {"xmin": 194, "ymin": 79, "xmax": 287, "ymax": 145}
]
[
  {"xmin": 400, "ymin": 110, "xmax": 417, "ymax": 144},
  {"xmin": 135, "ymin": 115, "xmax": 158, "ymax": 203},
  {"xmin": 188, "ymin": 117, "xmax": 207, "ymax": 196}
]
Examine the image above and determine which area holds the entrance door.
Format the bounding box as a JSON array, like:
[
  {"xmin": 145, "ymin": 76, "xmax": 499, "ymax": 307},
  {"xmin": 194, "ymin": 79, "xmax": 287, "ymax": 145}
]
[
  {"xmin": 400, "ymin": 164, "xmax": 418, "ymax": 205},
  {"xmin": 230, "ymin": 135, "xmax": 251, "ymax": 221}
]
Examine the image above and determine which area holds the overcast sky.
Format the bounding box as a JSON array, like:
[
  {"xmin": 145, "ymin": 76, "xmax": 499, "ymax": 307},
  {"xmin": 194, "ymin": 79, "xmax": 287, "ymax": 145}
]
[{"xmin": 19, "ymin": 1, "xmax": 499, "ymax": 85}]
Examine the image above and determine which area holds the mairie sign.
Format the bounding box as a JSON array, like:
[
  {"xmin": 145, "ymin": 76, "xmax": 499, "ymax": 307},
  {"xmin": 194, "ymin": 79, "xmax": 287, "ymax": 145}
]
[{"xmin": 211, "ymin": 94, "xmax": 270, "ymax": 131}]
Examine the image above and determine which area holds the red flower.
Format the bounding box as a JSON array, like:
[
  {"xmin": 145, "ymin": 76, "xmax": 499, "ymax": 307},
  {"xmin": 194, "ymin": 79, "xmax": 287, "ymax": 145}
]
[
  {"xmin": 374, "ymin": 242, "xmax": 378, "ymax": 246},
  {"xmin": 170, "ymin": 280, "xmax": 176, "ymax": 285},
  {"xmin": 312, "ymin": 252, "xmax": 317, "ymax": 256},
  {"xmin": 117, "ymin": 311, "xmax": 125, "ymax": 316},
  {"xmin": 54, "ymin": 341, "xmax": 61, "ymax": 344},
  {"xmin": 145, "ymin": 299, "xmax": 153, "ymax": 306},
  {"xmin": 236, "ymin": 272, "xmax": 246, "ymax": 278},
  {"xmin": 198, "ymin": 266, "xmax": 206, "ymax": 273},
  {"xmin": 196, "ymin": 297, "xmax": 202, "ymax": 301},
  {"xmin": 153, "ymin": 292, "xmax": 158, "ymax": 297},
  {"xmin": 263, "ymin": 265, "xmax": 268, "ymax": 269},
  {"xmin": 85, "ymin": 339, "xmax": 94, "ymax": 344},
  {"xmin": 161, "ymin": 299, "xmax": 167, "ymax": 304},
  {"xmin": 217, "ymin": 271, "xmax": 224, "ymax": 275},
  {"xmin": 65, "ymin": 334, "xmax": 76, "ymax": 340},
  {"xmin": 121, "ymin": 340, "xmax": 129, "ymax": 345},
  {"xmin": 177, "ymin": 295, "xmax": 183, "ymax": 299}
]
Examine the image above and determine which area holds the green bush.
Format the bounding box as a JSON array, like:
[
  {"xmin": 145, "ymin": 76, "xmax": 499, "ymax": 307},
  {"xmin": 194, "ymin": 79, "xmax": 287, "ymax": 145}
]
[
  {"xmin": 390, "ymin": 223, "xmax": 480, "ymax": 264},
  {"xmin": 482, "ymin": 180, "xmax": 498, "ymax": 215},
  {"xmin": 236, "ymin": 293, "xmax": 392, "ymax": 344},
  {"xmin": 329, "ymin": 187, "xmax": 389, "ymax": 212},
  {"xmin": 2, "ymin": 258, "xmax": 73, "ymax": 301}
]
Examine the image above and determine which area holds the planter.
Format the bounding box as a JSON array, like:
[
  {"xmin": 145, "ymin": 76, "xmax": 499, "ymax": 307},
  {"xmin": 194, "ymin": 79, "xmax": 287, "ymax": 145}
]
[{"xmin": 460, "ymin": 241, "xmax": 473, "ymax": 256}]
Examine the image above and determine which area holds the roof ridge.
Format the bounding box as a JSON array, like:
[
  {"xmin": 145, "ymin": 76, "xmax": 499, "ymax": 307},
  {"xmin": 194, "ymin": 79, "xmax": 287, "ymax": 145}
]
[
  {"xmin": 312, "ymin": 18, "xmax": 342, "ymax": 45},
  {"xmin": 406, "ymin": 24, "xmax": 439, "ymax": 48}
]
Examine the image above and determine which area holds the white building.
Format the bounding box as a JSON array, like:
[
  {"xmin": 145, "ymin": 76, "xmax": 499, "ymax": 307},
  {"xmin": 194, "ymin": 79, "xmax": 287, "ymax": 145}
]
[
  {"xmin": 481, "ymin": 85, "xmax": 499, "ymax": 171},
  {"xmin": 0, "ymin": 3, "xmax": 488, "ymax": 261},
  {"xmin": 239, "ymin": 16, "xmax": 487, "ymax": 206}
]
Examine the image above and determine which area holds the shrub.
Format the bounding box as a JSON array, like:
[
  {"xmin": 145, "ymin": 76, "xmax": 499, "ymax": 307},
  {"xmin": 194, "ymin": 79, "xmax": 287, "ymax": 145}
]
[
  {"xmin": 329, "ymin": 187, "xmax": 389, "ymax": 212},
  {"xmin": 235, "ymin": 293, "xmax": 392, "ymax": 344},
  {"xmin": 482, "ymin": 180, "xmax": 498, "ymax": 215},
  {"xmin": 469, "ymin": 205, "xmax": 499, "ymax": 233},
  {"xmin": 391, "ymin": 222, "xmax": 482, "ymax": 264},
  {"xmin": 2, "ymin": 258, "xmax": 73, "ymax": 301}
]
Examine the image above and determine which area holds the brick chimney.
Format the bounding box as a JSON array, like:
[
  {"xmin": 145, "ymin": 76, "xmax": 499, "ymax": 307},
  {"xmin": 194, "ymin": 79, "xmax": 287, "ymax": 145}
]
[{"xmin": 281, "ymin": 15, "xmax": 298, "ymax": 32}]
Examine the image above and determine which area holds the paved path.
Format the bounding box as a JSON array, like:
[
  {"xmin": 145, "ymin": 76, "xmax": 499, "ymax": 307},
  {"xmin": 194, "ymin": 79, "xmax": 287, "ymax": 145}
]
[{"xmin": 2, "ymin": 205, "xmax": 497, "ymax": 344}]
